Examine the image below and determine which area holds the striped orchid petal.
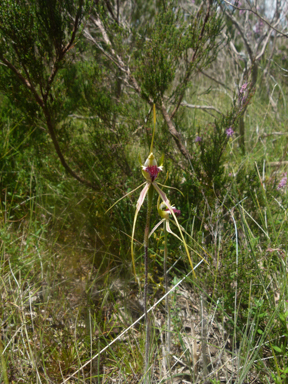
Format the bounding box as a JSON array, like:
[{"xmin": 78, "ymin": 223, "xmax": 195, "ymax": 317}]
[
  {"xmin": 149, "ymin": 219, "xmax": 165, "ymax": 239},
  {"xmin": 137, "ymin": 182, "xmax": 150, "ymax": 210},
  {"xmin": 131, "ymin": 182, "xmax": 150, "ymax": 277},
  {"xmin": 153, "ymin": 181, "xmax": 196, "ymax": 277},
  {"xmin": 166, "ymin": 220, "xmax": 181, "ymax": 241}
]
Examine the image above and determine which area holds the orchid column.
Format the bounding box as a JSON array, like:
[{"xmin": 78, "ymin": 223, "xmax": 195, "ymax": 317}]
[{"xmin": 142, "ymin": 152, "xmax": 162, "ymax": 381}]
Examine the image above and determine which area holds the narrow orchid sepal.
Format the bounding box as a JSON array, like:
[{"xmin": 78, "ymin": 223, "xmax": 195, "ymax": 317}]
[
  {"xmin": 156, "ymin": 195, "xmax": 208, "ymax": 266},
  {"xmin": 138, "ymin": 154, "xmax": 143, "ymax": 167},
  {"xmin": 159, "ymin": 153, "xmax": 165, "ymax": 167},
  {"xmin": 149, "ymin": 219, "xmax": 165, "ymax": 238},
  {"xmin": 150, "ymin": 104, "xmax": 156, "ymax": 154},
  {"xmin": 157, "ymin": 210, "xmax": 209, "ymax": 265},
  {"xmin": 106, "ymin": 182, "xmax": 146, "ymax": 214},
  {"xmin": 170, "ymin": 220, "xmax": 212, "ymax": 262},
  {"xmin": 166, "ymin": 221, "xmax": 208, "ymax": 264},
  {"xmin": 166, "ymin": 220, "xmax": 182, "ymax": 240},
  {"xmin": 152, "ymin": 182, "xmax": 196, "ymax": 277},
  {"xmin": 156, "ymin": 182, "xmax": 184, "ymax": 197},
  {"xmin": 131, "ymin": 182, "xmax": 150, "ymax": 277}
]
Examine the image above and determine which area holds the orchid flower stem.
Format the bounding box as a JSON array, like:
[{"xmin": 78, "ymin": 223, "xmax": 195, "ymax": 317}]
[
  {"xmin": 164, "ymin": 223, "xmax": 168, "ymax": 345},
  {"xmin": 164, "ymin": 221, "xmax": 171, "ymax": 379},
  {"xmin": 143, "ymin": 185, "xmax": 154, "ymax": 383}
]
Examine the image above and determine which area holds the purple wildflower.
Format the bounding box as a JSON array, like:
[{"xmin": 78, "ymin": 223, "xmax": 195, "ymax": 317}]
[
  {"xmin": 226, "ymin": 127, "xmax": 234, "ymax": 137},
  {"xmin": 255, "ymin": 20, "xmax": 264, "ymax": 34},
  {"xmin": 195, "ymin": 136, "xmax": 202, "ymax": 143},
  {"xmin": 277, "ymin": 173, "xmax": 287, "ymax": 190},
  {"xmin": 240, "ymin": 83, "xmax": 248, "ymax": 94}
]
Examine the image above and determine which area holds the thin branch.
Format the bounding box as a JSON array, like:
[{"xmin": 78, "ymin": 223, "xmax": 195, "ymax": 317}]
[
  {"xmin": 262, "ymin": 132, "xmax": 288, "ymax": 138},
  {"xmin": 197, "ymin": 67, "xmax": 232, "ymax": 91},
  {"xmin": 87, "ymin": 12, "xmax": 192, "ymax": 163},
  {"xmin": 181, "ymin": 102, "xmax": 223, "ymax": 115},
  {"xmin": 43, "ymin": 107, "xmax": 99, "ymax": 191},
  {"xmin": 221, "ymin": 0, "xmax": 288, "ymax": 38},
  {"xmin": 116, "ymin": 0, "xmax": 119, "ymax": 23},
  {"xmin": 104, "ymin": 0, "xmax": 118, "ymax": 24},
  {"xmin": 45, "ymin": 0, "xmax": 85, "ymax": 101},
  {"xmin": 91, "ymin": 15, "xmax": 128, "ymax": 71},
  {"xmin": 255, "ymin": 25, "xmax": 277, "ymax": 61},
  {"xmin": 268, "ymin": 161, "xmax": 288, "ymax": 167},
  {"xmin": 83, "ymin": 29, "xmax": 118, "ymax": 67},
  {"xmin": 63, "ymin": 0, "xmax": 85, "ymax": 55},
  {"xmin": 220, "ymin": 1, "xmax": 254, "ymax": 60},
  {"xmin": 220, "ymin": 28, "xmax": 244, "ymax": 73},
  {"xmin": 1, "ymin": 59, "xmax": 99, "ymax": 191},
  {"xmin": 0, "ymin": 57, "xmax": 44, "ymax": 108},
  {"xmin": 170, "ymin": 1, "xmax": 211, "ymax": 119},
  {"xmin": 161, "ymin": 102, "xmax": 192, "ymax": 162},
  {"xmin": 68, "ymin": 114, "xmax": 97, "ymax": 119}
]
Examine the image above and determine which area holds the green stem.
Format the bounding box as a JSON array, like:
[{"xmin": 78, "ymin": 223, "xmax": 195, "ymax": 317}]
[
  {"xmin": 164, "ymin": 222, "xmax": 170, "ymax": 357},
  {"xmin": 144, "ymin": 185, "xmax": 154, "ymax": 383},
  {"xmin": 163, "ymin": 221, "xmax": 172, "ymax": 383},
  {"xmin": 164, "ymin": 221, "xmax": 172, "ymax": 383}
]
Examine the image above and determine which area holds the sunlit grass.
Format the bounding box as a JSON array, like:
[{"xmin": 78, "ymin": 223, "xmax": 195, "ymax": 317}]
[{"xmin": 1, "ymin": 79, "xmax": 288, "ymax": 384}]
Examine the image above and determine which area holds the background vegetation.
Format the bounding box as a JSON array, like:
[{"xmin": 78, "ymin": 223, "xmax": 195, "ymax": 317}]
[{"xmin": 0, "ymin": 0, "xmax": 288, "ymax": 382}]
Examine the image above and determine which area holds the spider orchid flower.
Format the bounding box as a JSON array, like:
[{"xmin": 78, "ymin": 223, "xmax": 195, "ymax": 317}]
[
  {"xmin": 149, "ymin": 199, "xmax": 181, "ymax": 235},
  {"xmin": 106, "ymin": 104, "xmax": 199, "ymax": 277},
  {"xmin": 159, "ymin": 201, "xmax": 181, "ymax": 220},
  {"xmin": 107, "ymin": 150, "xmax": 200, "ymax": 277},
  {"xmin": 130, "ymin": 151, "xmax": 167, "ymax": 277},
  {"xmin": 130, "ymin": 120, "xmax": 191, "ymax": 277},
  {"xmin": 142, "ymin": 152, "xmax": 163, "ymax": 183},
  {"xmin": 153, "ymin": 199, "xmax": 184, "ymax": 240},
  {"xmin": 149, "ymin": 198, "xmax": 208, "ymax": 274}
]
